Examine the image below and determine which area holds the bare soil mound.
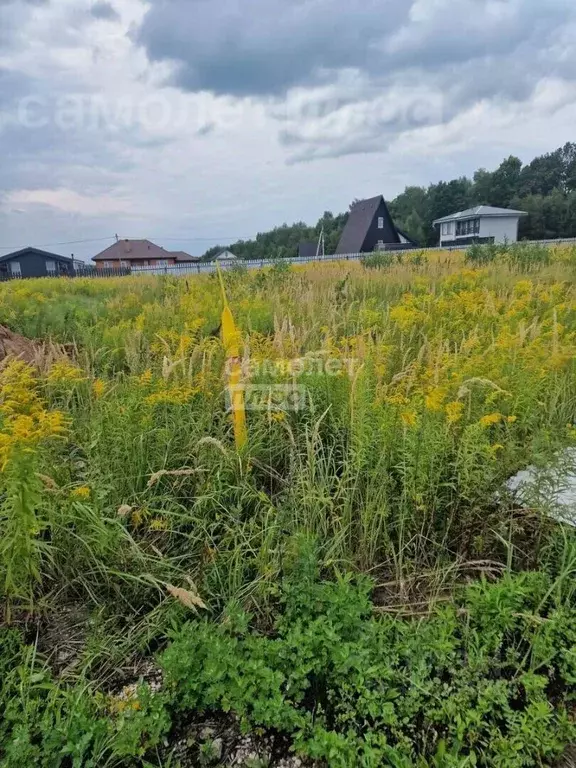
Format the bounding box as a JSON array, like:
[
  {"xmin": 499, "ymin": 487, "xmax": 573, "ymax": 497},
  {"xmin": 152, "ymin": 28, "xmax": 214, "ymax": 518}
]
[
  {"xmin": 0, "ymin": 325, "xmax": 41, "ymax": 364},
  {"xmin": 0, "ymin": 325, "xmax": 69, "ymax": 368}
]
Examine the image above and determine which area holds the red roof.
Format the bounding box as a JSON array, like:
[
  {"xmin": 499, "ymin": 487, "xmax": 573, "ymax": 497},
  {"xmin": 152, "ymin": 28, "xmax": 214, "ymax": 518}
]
[{"xmin": 92, "ymin": 239, "xmax": 198, "ymax": 262}]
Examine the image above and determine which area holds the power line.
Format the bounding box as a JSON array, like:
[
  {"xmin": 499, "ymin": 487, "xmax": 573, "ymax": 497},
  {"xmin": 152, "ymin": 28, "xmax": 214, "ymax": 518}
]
[
  {"xmin": 147, "ymin": 236, "xmax": 251, "ymax": 242},
  {"xmin": 0, "ymin": 234, "xmax": 255, "ymax": 251},
  {"xmin": 0, "ymin": 236, "xmax": 116, "ymax": 251}
]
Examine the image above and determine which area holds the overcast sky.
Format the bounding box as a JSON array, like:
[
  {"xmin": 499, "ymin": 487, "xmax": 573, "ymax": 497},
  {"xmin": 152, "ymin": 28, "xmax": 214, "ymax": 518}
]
[{"xmin": 1, "ymin": 0, "xmax": 576, "ymax": 261}]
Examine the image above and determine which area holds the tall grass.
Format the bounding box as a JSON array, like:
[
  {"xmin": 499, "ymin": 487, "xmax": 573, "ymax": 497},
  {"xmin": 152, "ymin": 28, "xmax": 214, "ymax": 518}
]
[{"xmin": 0, "ymin": 244, "xmax": 576, "ymax": 765}]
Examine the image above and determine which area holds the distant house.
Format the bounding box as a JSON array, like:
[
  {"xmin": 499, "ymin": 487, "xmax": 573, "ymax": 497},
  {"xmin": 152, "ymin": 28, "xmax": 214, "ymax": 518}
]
[
  {"xmin": 433, "ymin": 206, "xmax": 528, "ymax": 247},
  {"xmin": 92, "ymin": 239, "xmax": 199, "ymax": 269},
  {"xmin": 336, "ymin": 196, "xmax": 415, "ymax": 254},
  {"xmin": 214, "ymin": 249, "xmax": 237, "ymax": 261},
  {"xmin": 298, "ymin": 241, "xmax": 319, "ymax": 258},
  {"xmin": 0, "ymin": 247, "xmax": 74, "ymax": 279}
]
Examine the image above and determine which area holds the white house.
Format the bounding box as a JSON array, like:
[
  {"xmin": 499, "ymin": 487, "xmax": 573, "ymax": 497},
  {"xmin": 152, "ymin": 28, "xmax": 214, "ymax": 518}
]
[
  {"xmin": 214, "ymin": 249, "xmax": 237, "ymax": 261},
  {"xmin": 433, "ymin": 206, "xmax": 527, "ymax": 247}
]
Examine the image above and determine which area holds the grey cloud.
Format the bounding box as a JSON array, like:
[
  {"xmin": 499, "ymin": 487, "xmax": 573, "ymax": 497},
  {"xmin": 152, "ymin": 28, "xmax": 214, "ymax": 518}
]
[
  {"xmin": 90, "ymin": 1, "xmax": 119, "ymax": 21},
  {"xmin": 136, "ymin": 0, "xmax": 576, "ymax": 97},
  {"xmin": 278, "ymin": 86, "xmax": 443, "ymax": 163},
  {"xmin": 0, "ymin": 77, "xmax": 141, "ymax": 197},
  {"xmin": 134, "ymin": 0, "xmax": 576, "ymax": 162},
  {"xmin": 135, "ymin": 0, "xmax": 409, "ymax": 96},
  {"xmin": 0, "ymin": 114, "xmax": 134, "ymax": 194}
]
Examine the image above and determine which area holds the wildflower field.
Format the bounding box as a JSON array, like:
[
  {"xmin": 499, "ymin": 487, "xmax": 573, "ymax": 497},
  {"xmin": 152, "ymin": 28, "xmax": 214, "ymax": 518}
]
[{"xmin": 1, "ymin": 243, "xmax": 576, "ymax": 767}]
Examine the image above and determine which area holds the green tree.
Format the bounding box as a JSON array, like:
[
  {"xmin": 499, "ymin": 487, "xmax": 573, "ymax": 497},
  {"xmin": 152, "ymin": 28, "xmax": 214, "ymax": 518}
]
[{"xmin": 201, "ymin": 144, "xmax": 576, "ymax": 257}]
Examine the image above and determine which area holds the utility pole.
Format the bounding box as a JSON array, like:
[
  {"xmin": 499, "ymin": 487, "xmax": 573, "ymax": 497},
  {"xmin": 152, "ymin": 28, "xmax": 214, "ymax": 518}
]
[{"xmin": 316, "ymin": 226, "xmax": 325, "ymax": 257}]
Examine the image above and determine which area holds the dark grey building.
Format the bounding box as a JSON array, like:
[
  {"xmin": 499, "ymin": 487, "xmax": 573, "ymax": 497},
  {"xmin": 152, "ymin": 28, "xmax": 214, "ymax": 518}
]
[
  {"xmin": 298, "ymin": 241, "xmax": 319, "ymax": 258},
  {"xmin": 336, "ymin": 195, "xmax": 411, "ymax": 254},
  {"xmin": 0, "ymin": 247, "xmax": 74, "ymax": 279}
]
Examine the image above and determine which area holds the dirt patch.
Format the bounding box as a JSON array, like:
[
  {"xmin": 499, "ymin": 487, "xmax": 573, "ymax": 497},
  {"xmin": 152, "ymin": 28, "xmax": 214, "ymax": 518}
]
[
  {"xmin": 162, "ymin": 713, "xmax": 311, "ymax": 767},
  {"xmin": 0, "ymin": 325, "xmax": 41, "ymax": 363},
  {"xmin": 38, "ymin": 605, "xmax": 91, "ymax": 676},
  {"xmin": 556, "ymin": 747, "xmax": 576, "ymax": 767},
  {"xmin": 0, "ymin": 325, "xmax": 68, "ymax": 369}
]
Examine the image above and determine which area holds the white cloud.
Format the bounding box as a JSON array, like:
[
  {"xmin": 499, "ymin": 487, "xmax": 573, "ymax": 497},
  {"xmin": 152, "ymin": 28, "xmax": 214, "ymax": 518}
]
[{"xmin": 3, "ymin": 187, "xmax": 137, "ymax": 216}]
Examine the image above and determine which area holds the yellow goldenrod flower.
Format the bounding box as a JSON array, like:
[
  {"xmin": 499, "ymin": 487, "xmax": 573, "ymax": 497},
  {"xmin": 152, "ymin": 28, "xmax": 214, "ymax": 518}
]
[
  {"xmin": 138, "ymin": 369, "xmax": 153, "ymax": 385},
  {"xmin": 71, "ymin": 486, "xmax": 91, "ymax": 500},
  {"xmin": 92, "ymin": 379, "xmax": 106, "ymax": 399},
  {"xmin": 425, "ymin": 388, "xmax": 445, "ymax": 412},
  {"xmin": 130, "ymin": 509, "xmax": 144, "ymax": 527},
  {"xmin": 445, "ymin": 401, "xmax": 465, "ymax": 425},
  {"xmin": 390, "ymin": 303, "xmax": 425, "ymax": 332},
  {"xmin": 0, "ymin": 361, "xmax": 68, "ymax": 470},
  {"xmin": 400, "ymin": 410, "xmax": 418, "ymax": 428},
  {"xmin": 479, "ymin": 413, "xmax": 503, "ymax": 428},
  {"xmin": 385, "ymin": 393, "xmax": 411, "ymax": 407},
  {"xmin": 47, "ymin": 361, "xmax": 85, "ymax": 384},
  {"xmin": 144, "ymin": 385, "xmax": 197, "ymax": 406},
  {"xmin": 149, "ymin": 517, "xmax": 169, "ymax": 531}
]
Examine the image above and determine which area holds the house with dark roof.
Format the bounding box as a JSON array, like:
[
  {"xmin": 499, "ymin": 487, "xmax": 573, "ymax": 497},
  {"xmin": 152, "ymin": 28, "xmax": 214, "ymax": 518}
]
[
  {"xmin": 0, "ymin": 247, "xmax": 74, "ymax": 279},
  {"xmin": 298, "ymin": 241, "xmax": 319, "ymax": 258},
  {"xmin": 92, "ymin": 239, "xmax": 199, "ymax": 269},
  {"xmin": 335, "ymin": 196, "xmax": 415, "ymax": 255},
  {"xmin": 433, "ymin": 206, "xmax": 528, "ymax": 247}
]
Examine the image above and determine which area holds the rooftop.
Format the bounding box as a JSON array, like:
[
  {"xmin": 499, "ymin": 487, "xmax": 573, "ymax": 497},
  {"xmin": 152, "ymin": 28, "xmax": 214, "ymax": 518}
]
[
  {"xmin": 92, "ymin": 239, "xmax": 197, "ymax": 262},
  {"xmin": 335, "ymin": 195, "xmax": 400, "ymax": 254},
  {"xmin": 0, "ymin": 247, "xmax": 72, "ymax": 264},
  {"xmin": 433, "ymin": 206, "xmax": 528, "ymax": 225}
]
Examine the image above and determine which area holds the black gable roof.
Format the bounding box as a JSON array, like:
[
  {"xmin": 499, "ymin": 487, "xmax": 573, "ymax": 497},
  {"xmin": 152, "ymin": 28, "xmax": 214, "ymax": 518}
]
[
  {"xmin": 336, "ymin": 196, "xmax": 400, "ymax": 254},
  {"xmin": 0, "ymin": 247, "xmax": 72, "ymax": 264}
]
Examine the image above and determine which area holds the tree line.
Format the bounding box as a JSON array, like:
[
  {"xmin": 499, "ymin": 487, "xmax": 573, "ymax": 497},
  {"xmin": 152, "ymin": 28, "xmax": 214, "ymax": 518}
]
[{"xmin": 203, "ymin": 143, "xmax": 576, "ymax": 258}]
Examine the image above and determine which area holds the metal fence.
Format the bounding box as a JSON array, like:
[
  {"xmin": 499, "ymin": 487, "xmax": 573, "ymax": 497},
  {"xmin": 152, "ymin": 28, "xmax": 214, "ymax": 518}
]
[
  {"xmin": 130, "ymin": 252, "xmax": 366, "ymax": 276},
  {"xmin": 128, "ymin": 237, "xmax": 576, "ymax": 277},
  {"xmin": 0, "ymin": 266, "xmax": 131, "ymax": 282},
  {"xmin": 1, "ymin": 237, "xmax": 575, "ymax": 281}
]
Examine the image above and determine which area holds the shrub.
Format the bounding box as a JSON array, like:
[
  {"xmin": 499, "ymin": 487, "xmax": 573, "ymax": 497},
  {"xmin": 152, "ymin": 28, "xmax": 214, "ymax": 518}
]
[{"xmin": 363, "ymin": 251, "xmax": 401, "ymax": 269}]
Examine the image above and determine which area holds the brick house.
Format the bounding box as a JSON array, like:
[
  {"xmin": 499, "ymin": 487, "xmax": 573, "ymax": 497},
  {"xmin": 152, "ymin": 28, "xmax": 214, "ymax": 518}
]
[{"xmin": 92, "ymin": 239, "xmax": 199, "ymax": 269}]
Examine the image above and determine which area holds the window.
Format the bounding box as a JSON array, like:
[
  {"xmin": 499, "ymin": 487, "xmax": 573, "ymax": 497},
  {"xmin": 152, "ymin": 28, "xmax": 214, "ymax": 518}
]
[
  {"xmin": 120, "ymin": 260, "xmax": 130, "ymax": 268},
  {"xmin": 378, "ymin": 217, "xmax": 384, "ymax": 229},
  {"xmin": 46, "ymin": 260, "xmax": 56, "ymax": 274},
  {"xmin": 456, "ymin": 218, "xmax": 480, "ymax": 237},
  {"xmin": 156, "ymin": 259, "xmax": 169, "ymax": 267},
  {"xmin": 103, "ymin": 261, "xmax": 114, "ymax": 269},
  {"xmin": 441, "ymin": 223, "xmax": 448, "ymax": 235},
  {"xmin": 10, "ymin": 261, "xmax": 21, "ymax": 276}
]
